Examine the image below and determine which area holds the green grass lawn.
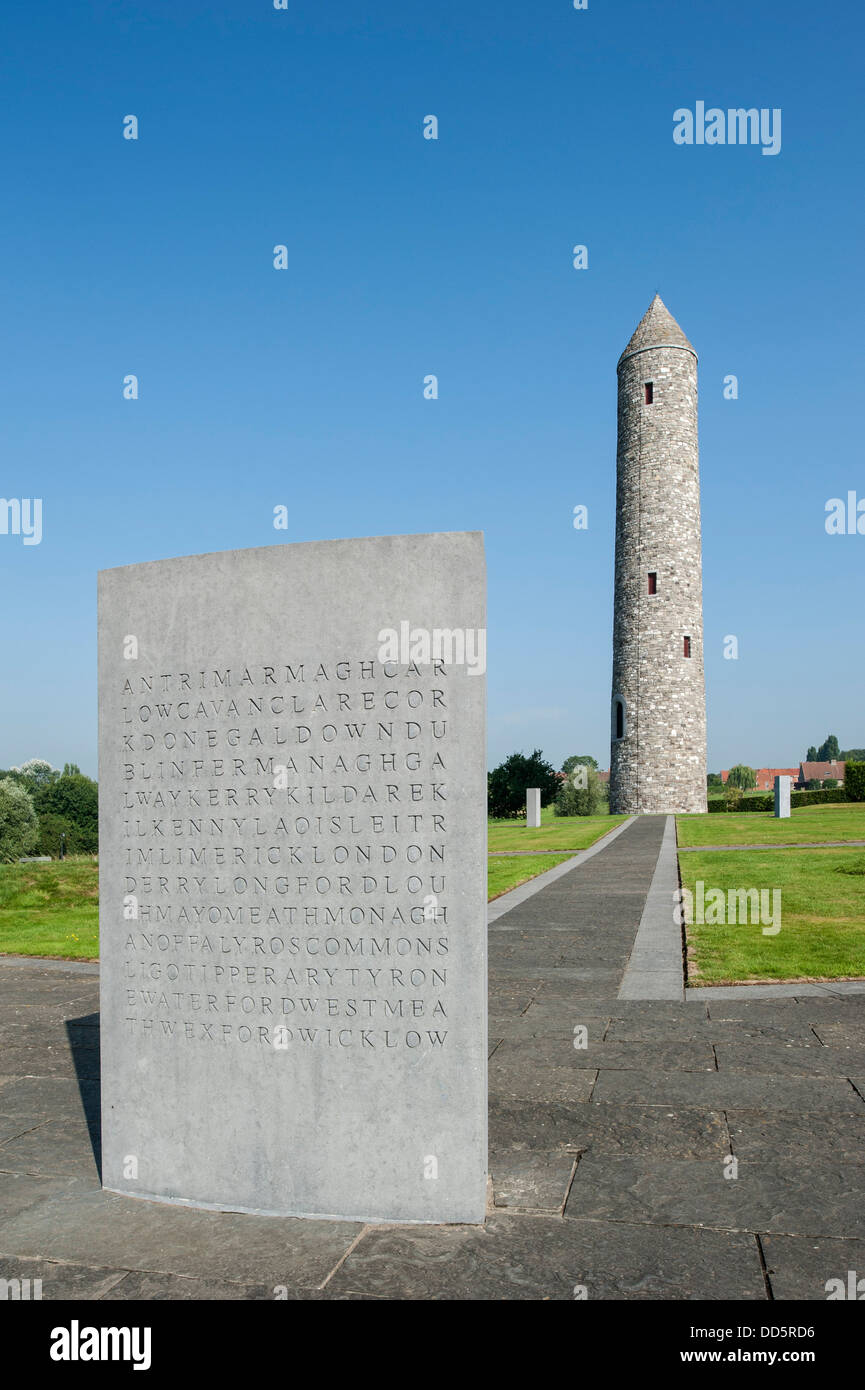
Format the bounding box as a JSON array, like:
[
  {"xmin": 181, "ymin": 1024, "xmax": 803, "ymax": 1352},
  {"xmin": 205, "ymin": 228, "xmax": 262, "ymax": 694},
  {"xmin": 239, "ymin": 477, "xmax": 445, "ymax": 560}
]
[
  {"xmin": 0, "ymin": 812, "xmax": 617, "ymax": 957},
  {"xmin": 680, "ymin": 846, "xmax": 865, "ymax": 985},
  {"xmin": 487, "ymin": 853, "xmax": 576, "ymax": 901},
  {"xmin": 0, "ymin": 858, "xmax": 99, "ymax": 959},
  {"xmin": 677, "ymin": 803, "xmax": 865, "ymax": 848},
  {"xmin": 488, "ymin": 807, "xmax": 626, "ymax": 854}
]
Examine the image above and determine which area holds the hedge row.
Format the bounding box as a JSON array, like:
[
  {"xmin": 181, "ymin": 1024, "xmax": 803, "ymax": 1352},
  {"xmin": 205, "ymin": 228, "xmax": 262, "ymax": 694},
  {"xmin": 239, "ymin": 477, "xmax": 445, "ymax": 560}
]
[
  {"xmin": 793, "ymin": 787, "xmax": 852, "ymax": 807},
  {"xmin": 708, "ymin": 794, "xmax": 773, "ymax": 813},
  {"xmin": 846, "ymin": 762, "xmax": 865, "ymax": 802},
  {"xmin": 707, "ymin": 786, "xmax": 857, "ymax": 813}
]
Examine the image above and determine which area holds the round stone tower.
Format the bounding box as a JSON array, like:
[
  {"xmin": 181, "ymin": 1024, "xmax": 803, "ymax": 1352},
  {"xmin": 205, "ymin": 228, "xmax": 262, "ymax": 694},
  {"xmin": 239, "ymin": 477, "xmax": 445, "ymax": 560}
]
[{"xmin": 609, "ymin": 295, "xmax": 707, "ymax": 814}]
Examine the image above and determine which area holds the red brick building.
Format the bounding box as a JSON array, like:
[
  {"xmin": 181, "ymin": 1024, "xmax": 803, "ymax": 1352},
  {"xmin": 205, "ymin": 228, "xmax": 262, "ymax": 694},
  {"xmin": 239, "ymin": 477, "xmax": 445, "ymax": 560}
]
[{"xmin": 720, "ymin": 767, "xmax": 799, "ymax": 791}]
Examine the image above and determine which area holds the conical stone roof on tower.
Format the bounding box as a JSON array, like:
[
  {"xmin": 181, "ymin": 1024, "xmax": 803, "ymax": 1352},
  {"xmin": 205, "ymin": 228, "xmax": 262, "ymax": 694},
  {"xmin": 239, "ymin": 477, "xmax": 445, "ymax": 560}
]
[{"xmin": 618, "ymin": 293, "xmax": 696, "ymax": 364}]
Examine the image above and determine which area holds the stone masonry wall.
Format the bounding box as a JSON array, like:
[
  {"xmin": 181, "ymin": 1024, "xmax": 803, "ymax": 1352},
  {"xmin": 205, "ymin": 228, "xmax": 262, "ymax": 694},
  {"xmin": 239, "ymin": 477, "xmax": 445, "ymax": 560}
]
[{"xmin": 610, "ymin": 340, "xmax": 708, "ymax": 814}]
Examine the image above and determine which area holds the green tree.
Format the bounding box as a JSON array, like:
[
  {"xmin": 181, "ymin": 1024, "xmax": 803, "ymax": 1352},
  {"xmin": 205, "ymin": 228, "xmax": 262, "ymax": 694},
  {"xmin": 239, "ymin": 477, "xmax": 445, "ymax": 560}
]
[
  {"xmin": 555, "ymin": 764, "xmax": 604, "ymax": 816},
  {"xmin": 707, "ymin": 772, "xmax": 723, "ymax": 790},
  {"xmin": 561, "ymin": 754, "xmax": 598, "ymax": 777},
  {"xmin": 817, "ymin": 734, "xmax": 841, "ymax": 762},
  {"xmin": 727, "ymin": 764, "xmax": 756, "ymax": 790},
  {"xmin": 12, "ymin": 758, "xmax": 59, "ymax": 789},
  {"xmin": 33, "ymin": 771, "xmax": 98, "ymax": 855},
  {"xmin": 723, "ymin": 783, "xmax": 744, "ymax": 811},
  {"xmin": 488, "ymin": 750, "xmax": 560, "ymax": 819},
  {"xmin": 824, "ymin": 778, "xmax": 839, "ymax": 789},
  {"xmin": 806, "ymin": 746, "xmax": 818, "ymax": 762},
  {"xmin": 35, "ymin": 813, "xmax": 96, "ymax": 858},
  {"xmin": 0, "ymin": 777, "xmax": 40, "ymax": 861}
]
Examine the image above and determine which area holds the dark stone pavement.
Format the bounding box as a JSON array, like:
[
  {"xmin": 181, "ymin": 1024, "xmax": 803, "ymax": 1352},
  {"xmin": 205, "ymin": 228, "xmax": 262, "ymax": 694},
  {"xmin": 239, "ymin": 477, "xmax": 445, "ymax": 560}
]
[{"xmin": 1, "ymin": 814, "xmax": 863, "ymax": 1300}]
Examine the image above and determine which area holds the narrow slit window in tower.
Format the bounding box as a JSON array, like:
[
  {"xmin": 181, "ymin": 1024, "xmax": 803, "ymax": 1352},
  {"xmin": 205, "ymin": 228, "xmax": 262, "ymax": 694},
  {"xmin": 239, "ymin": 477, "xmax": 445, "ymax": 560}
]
[
  {"xmin": 683, "ymin": 635, "xmax": 691, "ymax": 658},
  {"xmin": 615, "ymin": 700, "xmax": 624, "ymax": 739},
  {"xmin": 648, "ymin": 572, "xmax": 657, "ymax": 595},
  {"xmin": 644, "ymin": 382, "xmax": 654, "ymax": 404}
]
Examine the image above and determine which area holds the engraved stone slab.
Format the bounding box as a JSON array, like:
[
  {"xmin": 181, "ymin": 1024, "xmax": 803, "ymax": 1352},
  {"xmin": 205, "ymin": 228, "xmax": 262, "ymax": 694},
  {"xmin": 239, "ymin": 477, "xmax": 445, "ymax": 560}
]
[
  {"xmin": 98, "ymin": 533, "xmax": 487, "ymax": 1223},
  {"xmin": 526, "ymin": 788, "xmax": 541, "ymax": 829}
]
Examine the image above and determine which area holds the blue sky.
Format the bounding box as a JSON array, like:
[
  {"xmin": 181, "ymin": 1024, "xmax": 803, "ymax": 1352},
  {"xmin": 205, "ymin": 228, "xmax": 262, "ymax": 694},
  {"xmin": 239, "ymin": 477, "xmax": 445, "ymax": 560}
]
[{"xmin": 1, "ymin": 0, "xmax": 862, "ymax": 780}]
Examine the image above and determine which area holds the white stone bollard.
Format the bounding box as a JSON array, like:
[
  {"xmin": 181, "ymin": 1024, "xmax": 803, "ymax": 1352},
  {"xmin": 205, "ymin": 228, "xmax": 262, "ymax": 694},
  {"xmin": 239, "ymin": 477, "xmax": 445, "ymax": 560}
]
[
  {"xmin": 774, "ymin": 775, "xmax": 791, "ymax": 819},
  {"xmin": 526, "ymin": 787, "xmax": 541, "ymax": 828}
]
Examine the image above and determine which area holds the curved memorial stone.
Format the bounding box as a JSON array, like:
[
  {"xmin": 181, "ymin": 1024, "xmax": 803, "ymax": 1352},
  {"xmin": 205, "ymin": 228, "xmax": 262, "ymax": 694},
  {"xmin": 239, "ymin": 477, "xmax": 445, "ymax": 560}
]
[{"xmin": 98, "ymin": 532, "xmax": 487, "ymax": 1223}]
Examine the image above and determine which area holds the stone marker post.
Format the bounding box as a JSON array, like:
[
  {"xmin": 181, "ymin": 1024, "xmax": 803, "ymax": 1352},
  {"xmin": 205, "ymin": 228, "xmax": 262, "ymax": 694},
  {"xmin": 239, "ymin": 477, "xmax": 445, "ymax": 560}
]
[
  {"xmin": 526, "ymin": 788, "xmax": 541, "ymax": 828},
  {"xmin": 774, "ymin": 774, "xmax": 791, "ymax": 819},
  {"xmin": 98, "ymin": 533, "xmax": 487, "ymax": 1224}
]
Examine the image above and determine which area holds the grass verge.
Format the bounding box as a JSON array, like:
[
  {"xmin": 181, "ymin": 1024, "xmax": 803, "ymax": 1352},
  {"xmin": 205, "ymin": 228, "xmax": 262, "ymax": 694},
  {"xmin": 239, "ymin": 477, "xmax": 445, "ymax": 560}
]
[
  {"xmin": 0, "ymin": 858, "xmax": 99, "ymax": 959},
  {"xmin": 488, "ymin": 853, "xmax": 576, "ymax": 902},
  {"xmin": 488, "ymin": 809, "xmax": 626, "ymax": 854},
  {"xmin": 676, "ymin": 803, "xmax": 865, "ymax": 848},
  {"xmin": 680, "ymin": 846, "xmax": 865, "ymax": 985}
]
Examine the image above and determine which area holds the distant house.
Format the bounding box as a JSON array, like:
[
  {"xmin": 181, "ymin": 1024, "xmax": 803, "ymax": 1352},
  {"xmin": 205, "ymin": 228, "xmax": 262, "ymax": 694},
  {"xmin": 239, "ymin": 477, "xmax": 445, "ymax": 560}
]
[
  {"xmin": 720, "ymin": 767, "xmax": 799, "ymax": 791},
  {"xmin": 797, "ymin": 760, "xmax": 846, "ymax": 788},
  {"xmin": 597, "ymin": 768, "xmax": 610, "ymax": 784}
]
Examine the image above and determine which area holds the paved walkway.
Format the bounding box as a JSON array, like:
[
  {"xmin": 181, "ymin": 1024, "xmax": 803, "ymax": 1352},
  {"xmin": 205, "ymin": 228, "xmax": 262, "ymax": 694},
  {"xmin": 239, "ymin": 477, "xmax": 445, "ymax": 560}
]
[{"xmin": 1, "ymin": 815, "xmax": 863, "ymax": 1299}]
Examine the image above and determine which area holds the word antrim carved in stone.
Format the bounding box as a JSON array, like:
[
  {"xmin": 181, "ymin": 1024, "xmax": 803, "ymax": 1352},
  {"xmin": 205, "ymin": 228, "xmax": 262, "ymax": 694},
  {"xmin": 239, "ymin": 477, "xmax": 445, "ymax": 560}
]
[{"xmin": 99, "ymin": 533, "xmax": 486, "ymax": 1223}]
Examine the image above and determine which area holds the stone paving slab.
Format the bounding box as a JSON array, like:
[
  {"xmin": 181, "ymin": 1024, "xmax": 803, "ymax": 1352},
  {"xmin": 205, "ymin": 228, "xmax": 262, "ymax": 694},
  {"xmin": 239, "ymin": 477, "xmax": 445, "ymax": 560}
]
[
  {"xmin": 604, "ymin": 1016, "xmax": 821, "ymax": 1043},
  {"xmin": 0, "ymin": 1254, "xmax": 129, "ymax": 1301},
  {"xmin": 487, "ymin": 1053, "xmax": 597, "ymax": 1106},
  {"xmin": 0, "ymin": 1118, "xmax": 99, "ymax": 1178},
  {"xmin": 0, "ymin": 1075, "xmax": 99, "ymax": 1121},
  {"xmin": 0, "ymin": 1017, "xmax": 99, "ymax": 1045},
  {"xmin": 489, "ymin": 1096, "xmax": 729, "ymax": 1161},
  {"xmin": 488, "ymin": 1098, "xmax": 583, "ymax": 1147},
  {"xmin": 620, "ymin": 971, "xmax": 684, "ymax": 1000},
  {"xmin": 487, "ymin": 1011, "xmax": 609, "ymax": 1042},
  {"xmin": 564, "ymin": 1154, "xmax": 865, "ymax": 1237},
  {"xmin": 760, "ymin": 1235, "xmax": 865, "ymax": 1300},
  {"xmin": 572, "ymin": 1104, "xmax": 730, "ymax": 1159},
  {"xmin": 0, "ymin": 1174, "xmax": 362, "ymax": 1287},
  {"xmin": 322, "ymin": 1213, "xmax": 766, "ymax": 1300},
  {"xmin": 592, "ymin": 1069, "xmax": 863, "ymax": 1112},
  {"xmin": 488, "ymin": 1149, "xmax": 576, "ymax": 1212},
  {"xmin": 714, "ymin": 1042, "xmax": 865, "ymax": 1077},
  {"xmin": 0, "ymin": 1114, "xmax": 53, "ymax": 1145},
  {"xmin": 691, "ymin": 982, "xmax": 865, "ymax": 1001},
  {"xmin": 0, "ymin": 1171, "xmax": 86, "ymax": 1223},
  {"xmin": 727, "ymin": 1109, "xmax": 865, "ymax": 1161},
  {"xmin": 808, "ymin": 1021, "xmax": 865, "ymax": 1047},
  {"xmin": 0, "ymin": 1253, "xmax": 320, "ymax": 1301},
  {"xmin": 101, "ymin": 1271, "xmax": 284, "ymax": 1300},
  {"xmin": 0, "ymin": 956, "xmax": 99, "ymax": 975},
  {"xmin": 704, "ymin": 996, "xmax": 865, "ymax": 1022},
  {"xmin": 619, "ymin": 816, "xmax": 683, "ymax": 1001},
  {"xmin": 491, "ymin": 1037, "xmax": 717, "ymax": 1074},
  {"xmin": 0, "ymin": 1045, "xmax": 99, "ymax": 1079}
]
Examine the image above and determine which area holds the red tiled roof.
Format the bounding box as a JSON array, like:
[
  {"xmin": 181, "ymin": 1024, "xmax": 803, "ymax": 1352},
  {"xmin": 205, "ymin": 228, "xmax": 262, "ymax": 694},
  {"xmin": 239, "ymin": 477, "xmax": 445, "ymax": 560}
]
[{"xmin": 799, "ymin": 761, "xmax": 846, "ymax": 782}]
